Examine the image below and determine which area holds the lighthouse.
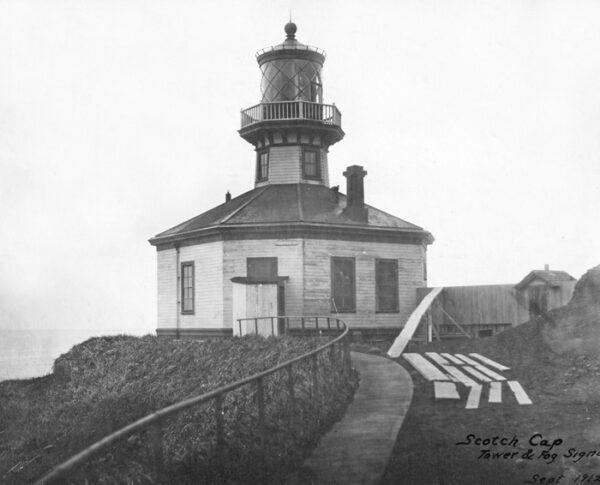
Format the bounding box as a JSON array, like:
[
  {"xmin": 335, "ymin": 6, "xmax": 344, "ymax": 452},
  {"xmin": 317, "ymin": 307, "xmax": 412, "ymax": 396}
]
[{"xmin": 149, "ymin": 22, "xmax": 433, "ymax": 340}]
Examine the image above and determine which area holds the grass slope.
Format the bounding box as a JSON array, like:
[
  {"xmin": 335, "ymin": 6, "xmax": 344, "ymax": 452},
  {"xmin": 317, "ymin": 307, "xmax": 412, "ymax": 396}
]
[{"xmin": 0, "ymin": 334, "xmax": 356, "ymax": 484}]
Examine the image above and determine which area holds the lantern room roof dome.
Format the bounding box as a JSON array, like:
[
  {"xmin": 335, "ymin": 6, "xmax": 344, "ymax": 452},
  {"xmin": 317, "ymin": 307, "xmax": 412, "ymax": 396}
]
[{"xmin": 256, "ymin": 22, "xmax": 326, "ymax": 65}]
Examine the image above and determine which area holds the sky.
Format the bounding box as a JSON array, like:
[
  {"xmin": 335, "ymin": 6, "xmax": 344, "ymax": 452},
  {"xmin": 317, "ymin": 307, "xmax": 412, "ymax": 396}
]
[{"xmin": 0, "ymin": 0, "xmax": 599, "ymax": 332}]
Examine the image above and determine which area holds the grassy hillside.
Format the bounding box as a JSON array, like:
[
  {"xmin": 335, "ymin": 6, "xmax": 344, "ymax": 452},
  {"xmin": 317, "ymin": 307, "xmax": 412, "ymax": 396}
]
[
  {"xmin": 383, "ymin": 265, "xmax": 600, "ymax": 485},
  {"xmin": 0, "ymin": 334, "xmax": 356, "ymax": 484}
]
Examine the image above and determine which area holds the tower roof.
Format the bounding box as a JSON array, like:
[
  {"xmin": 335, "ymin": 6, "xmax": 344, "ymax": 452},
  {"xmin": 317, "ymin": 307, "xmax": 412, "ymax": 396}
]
[
  {"xmin": 256, "ymin": 22, "xmax": 326, "ymax": 66},
  {"xmin": 149, "ymin": 184, "xmax": 433, "ymax": 247}
]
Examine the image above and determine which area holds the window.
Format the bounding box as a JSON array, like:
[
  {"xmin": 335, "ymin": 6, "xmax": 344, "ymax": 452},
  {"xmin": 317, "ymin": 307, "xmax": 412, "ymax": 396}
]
[
  {"xmin": 247, "ymin": 257, "xmax": 278, "ymax": 282},
  {"xmin": 331, "ymin": 257, "xmax": 355, "ymax": 312},
  {"xmin": 376, "ymin": 259, "xmax": 399, "ymax": 313},
  {"xmin": 256, "ymin": 151, "xmax": 269, "ymax": 181},
  {"xmin": 181, "ymin": 262, "xmax": 194, "ymax": 314},
  {"xmin": 302, "ymin": 149, "xmax": 320, "ymax": 179}
]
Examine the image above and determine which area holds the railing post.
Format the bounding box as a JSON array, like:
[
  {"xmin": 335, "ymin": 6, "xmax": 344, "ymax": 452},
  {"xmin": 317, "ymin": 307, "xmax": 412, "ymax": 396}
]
[
  {"xmin": 343, "ymin": 336, "xmax": 351, "ymax": 375},
  {"xmin": 286, "ymin": 365, "xmax": 295, "ymax": 430},
  {"xmin": 215, "ymin": 394, "xmax": 225, "ymax": 463},
  {"xmin": 256, "ymin": 377, "xmax": 266, "ymax": 481},
  {"xmin": 150, "ymin": 419, "xmax": 165, "ymax": 483},
  {"xmin": 329, "ymin": 341, "xmax": 336, "ymax": 367},
  {"xmin": 271, "ymin": 317, "xmax": 275, "ymax": 336},
  {"xmin": 311, "ymin": 353, "xmax": 318, "ymax": 405},
  {"xmin": 327, "ymin": 317, "xmax": 331, "ymax": 330},
  {"xmin": 238, "ymin": 319, "xmax": 242, "ymax": 336},
  {"xmin": 315, "ymin": 317, "xmax": 319, "ymax": 331},
  {"xmin": 254, "ymin": 318, "xmax": 258, "ymax": 335},
  {"xmin": 299, "ymin": 100, "xmax": 303, "ymax": 119}
]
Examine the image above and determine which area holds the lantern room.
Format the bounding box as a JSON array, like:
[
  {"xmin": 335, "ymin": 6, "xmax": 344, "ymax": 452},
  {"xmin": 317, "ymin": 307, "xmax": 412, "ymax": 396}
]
[{"xmin": 257, "ymin": 22, "xmax": 325, "ymax": 103}]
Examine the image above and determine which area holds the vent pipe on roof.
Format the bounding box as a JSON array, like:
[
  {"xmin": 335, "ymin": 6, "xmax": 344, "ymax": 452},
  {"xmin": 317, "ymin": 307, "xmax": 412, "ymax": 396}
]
[
  {"xmin": 343, "ymin": 165, "xmax": 368, "ymax": 222},
  {"xmin": 226, "ymin": 191, "xmax": 232, "ymax": 202}
]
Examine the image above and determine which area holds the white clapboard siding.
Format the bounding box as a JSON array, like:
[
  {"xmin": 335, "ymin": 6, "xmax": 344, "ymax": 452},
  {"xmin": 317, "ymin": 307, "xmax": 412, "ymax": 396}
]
[
  {"xmin": 507, "ymin": 381, "xmax": 533, "ymax": 405},
  {"xmin": 465, "ymin": 384, "xmax": 483, "ymax": 409},
  {"xmin": 434, "ymin": 382, "xmax": 460, "ymax": 400},
  {"xmin": 224, "ymin": 238, "xmax": 305, "ymax": 326},
  {"xmin": 469, "ymin": 353, "xmax": 511, "ymax": 371},
  {"xmin": 440, "ymin": 353, "xmax": 465, "ymax": 365},
  {"xmin": 304, "ymin": 239, "xmax": 425, "ymax": 329},
  {"xmin": 425, "ymin": 352, "xmax": 450, "ymax": 365},
  {"xmin": 440, "ymin": 365, "xmax": 477, "ymax": 386},
  {"xmin": 403, "ymin": 353, "xmax": 449, "ymax": 381},
  {"xmin": 461, "ymin": 366, "xmax": 492, "ymax": 382},
  {"xmin": 489, "ymin": 382, "xmax": 502, "ymax": 403}
]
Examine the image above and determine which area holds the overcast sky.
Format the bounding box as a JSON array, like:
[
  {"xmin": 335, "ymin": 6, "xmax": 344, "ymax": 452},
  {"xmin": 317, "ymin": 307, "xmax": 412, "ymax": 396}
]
[{"xmin": 1, "ymin": 0, "xmax": 599, "ymax": 332}]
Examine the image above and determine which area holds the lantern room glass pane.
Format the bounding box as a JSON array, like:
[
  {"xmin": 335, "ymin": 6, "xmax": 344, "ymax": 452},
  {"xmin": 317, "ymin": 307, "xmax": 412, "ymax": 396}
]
[{"xmin": 260, "ymin": 59, "xmax": 323, "ymax": 102}]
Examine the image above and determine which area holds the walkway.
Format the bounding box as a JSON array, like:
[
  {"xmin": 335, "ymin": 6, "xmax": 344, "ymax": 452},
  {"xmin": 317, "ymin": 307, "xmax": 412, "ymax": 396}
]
[{"xmin": 293, "ymin": 351, "xmax": 413, "ymax": 484}]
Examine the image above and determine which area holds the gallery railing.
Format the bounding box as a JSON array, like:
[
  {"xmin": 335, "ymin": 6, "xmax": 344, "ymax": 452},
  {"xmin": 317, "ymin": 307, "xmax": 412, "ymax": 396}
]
[
  {"xmin": 240, "ymin": 100, "xmax": 342, "ymax": 129},
  {"xmin": 34, "ymin": 316, "xmax": 351, "ymax": 484}
]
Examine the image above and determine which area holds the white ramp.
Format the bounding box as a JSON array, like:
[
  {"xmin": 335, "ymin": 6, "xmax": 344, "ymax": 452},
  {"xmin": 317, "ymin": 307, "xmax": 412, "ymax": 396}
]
[
  {"xmin": 403, "ymin": 353, "xmax": 450, "ymax": 381},
  {"xmin": 387, "ymin": 287, "xmax": 444, "ymax": 358}
]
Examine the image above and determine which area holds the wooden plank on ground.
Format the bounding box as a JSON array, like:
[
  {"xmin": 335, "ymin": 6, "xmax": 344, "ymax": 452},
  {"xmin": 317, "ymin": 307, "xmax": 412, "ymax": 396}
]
[
  {"xmin": 403, "ymin": 353, "xmax": 449, "ymax": 381},
  {"xmin": 489, "ymin": 382, "xmax": 502, "ymax": 403},
  {"xmin": 454, "ymin": 354, "xmax": 481, "ymax": 366},
  {"xmin": 440, "ymin": 353, "xmax": 465, "ymax": 365},
  {"xmin": 461, "ymin": 366, "xmax": 492, "ymax": 382},
  {"xmin": 387, "ymin": 287, "xmax": 444, "ymax": 358},
  {"xmin": 440, "ymin": 365, "xmax": 477, "ymax": 386},
  {"xmin": 469, "ymin": 353, "xmax": 510, "ymax": 371},
  {"xmin": 465, "ymin": 384, "xmax": 482, "ymax": 409},
  {"xmin": 425, "ymin": 352, "xmax": 450, "ymax": 365},
  {"xmin": 507, "ymin": 381, "xmax": 533, "ymax": 405},
  {"xmin": 434, "ymin": 381, "xmax": 460, "ymax": 400},
  {"xmin": 471, "ymin": 364, "xmax": 506, "ymax": 381}
]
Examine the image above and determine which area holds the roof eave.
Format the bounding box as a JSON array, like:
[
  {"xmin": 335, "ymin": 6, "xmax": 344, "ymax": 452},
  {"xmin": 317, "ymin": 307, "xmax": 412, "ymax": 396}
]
[{"xmin": 149, "ymin": 221, "xmax": 433, "ymax": 248}]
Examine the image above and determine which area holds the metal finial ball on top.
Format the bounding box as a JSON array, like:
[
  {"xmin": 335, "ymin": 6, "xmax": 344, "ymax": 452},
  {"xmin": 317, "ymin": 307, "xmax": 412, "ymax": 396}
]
[{"xmin": 284, "ymin": 21, "xmax": 297, "ymax": 39}]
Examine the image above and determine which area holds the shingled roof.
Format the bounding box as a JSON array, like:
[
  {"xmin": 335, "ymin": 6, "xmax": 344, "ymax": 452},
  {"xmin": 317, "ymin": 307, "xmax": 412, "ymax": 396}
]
[
  {"xmin": 515, "ymin": 270, "xmax": 576, "ymax": 290},
  {"xmin": 149, "ymin": 184, "xmax": 433, "ymax": 246}
]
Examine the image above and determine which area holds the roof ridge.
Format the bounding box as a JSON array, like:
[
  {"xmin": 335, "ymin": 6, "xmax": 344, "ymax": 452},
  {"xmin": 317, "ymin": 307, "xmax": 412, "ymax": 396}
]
[{"xmin": 218, "ymin": 185, "xmax": 271, "ymax": 224}]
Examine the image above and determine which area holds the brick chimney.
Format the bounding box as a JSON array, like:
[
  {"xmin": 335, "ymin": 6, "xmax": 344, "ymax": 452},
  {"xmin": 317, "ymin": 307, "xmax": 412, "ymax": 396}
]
[{"xmin": 343, "ymin": 165, "xmax": 368, "ymax": 222}]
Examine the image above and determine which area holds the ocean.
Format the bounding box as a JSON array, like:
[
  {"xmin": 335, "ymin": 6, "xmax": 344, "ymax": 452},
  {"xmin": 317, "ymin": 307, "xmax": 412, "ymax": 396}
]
[{"xmin": 0, "ymin": 328, "xmax": 151, "ymax": 382}]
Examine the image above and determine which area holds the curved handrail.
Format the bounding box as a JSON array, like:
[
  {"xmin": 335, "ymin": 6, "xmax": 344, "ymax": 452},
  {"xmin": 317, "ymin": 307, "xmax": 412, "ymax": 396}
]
[{"xmin": 34, "ymin": 317, "xmax": 350, "ymax": 484}]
